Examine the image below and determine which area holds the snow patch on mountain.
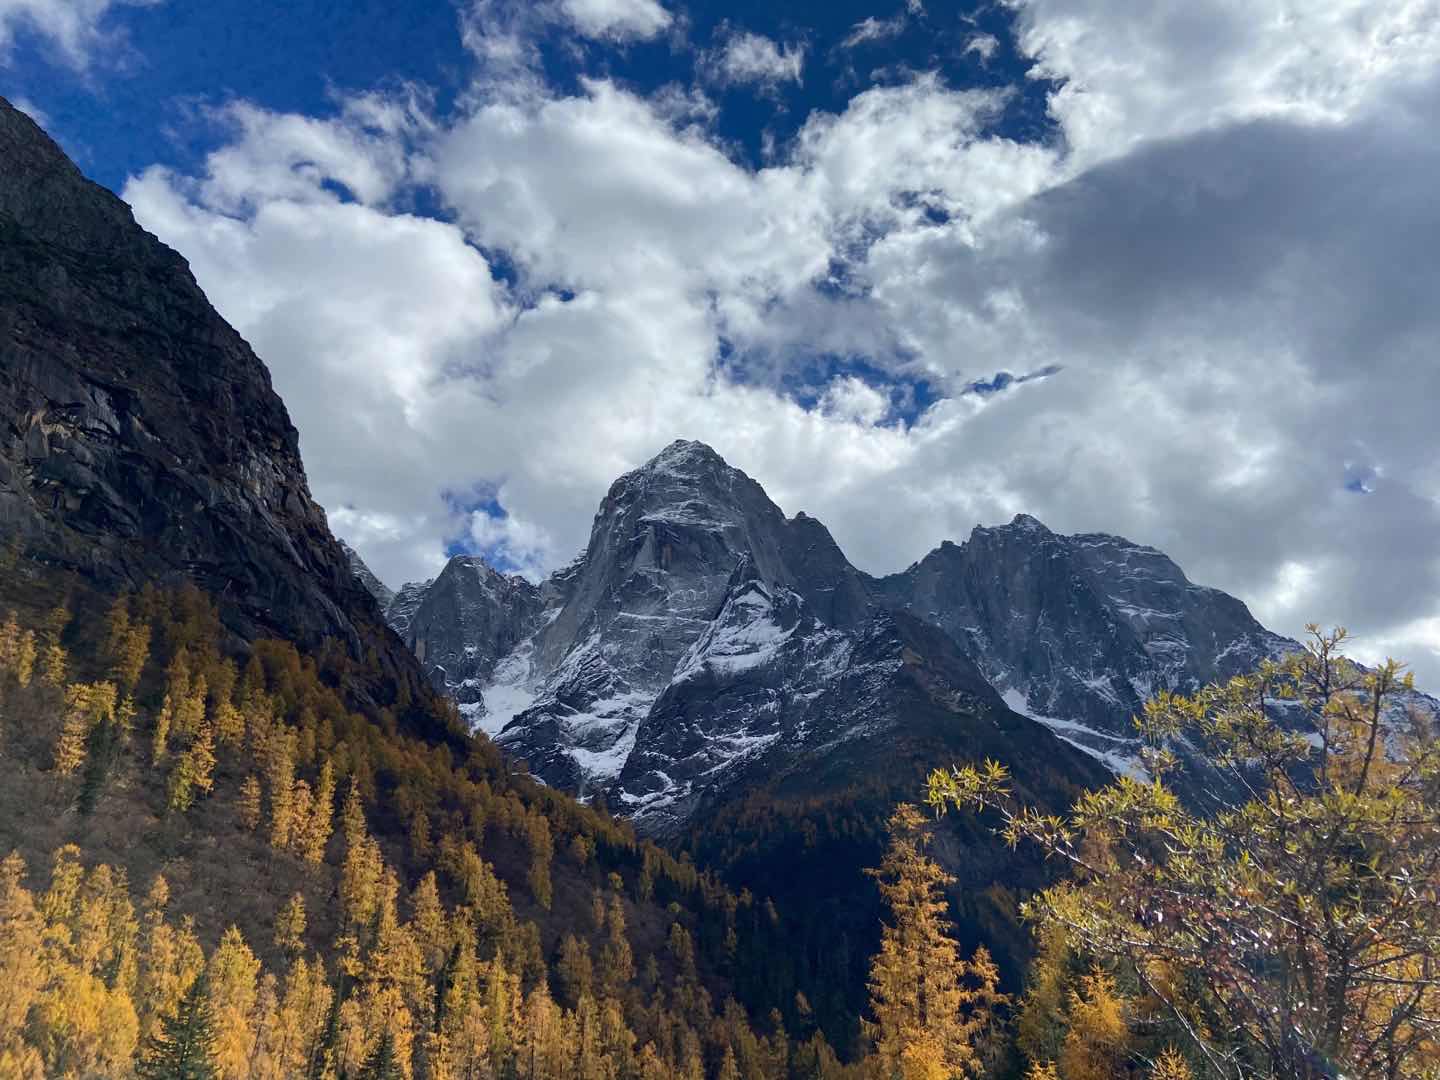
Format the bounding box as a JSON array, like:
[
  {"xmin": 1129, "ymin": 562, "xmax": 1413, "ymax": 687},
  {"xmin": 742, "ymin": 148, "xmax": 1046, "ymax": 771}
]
[
  {"xmin": 673, "ymin": 579, "xmax": 796, "ymax": 683},
  {"xmin": 1001, "ymin": 688, "xmax": 1149, "ymax": 781},
  {"xmin": 478, "ymin": 638, "xmax": 542, "ymax": 737}
]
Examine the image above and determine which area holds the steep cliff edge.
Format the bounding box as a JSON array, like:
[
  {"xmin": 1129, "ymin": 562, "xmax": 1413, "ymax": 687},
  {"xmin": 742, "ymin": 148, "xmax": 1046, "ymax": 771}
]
[{"xmin": 0, "ymin": 98, "xmax": 436, "ymax": 729}]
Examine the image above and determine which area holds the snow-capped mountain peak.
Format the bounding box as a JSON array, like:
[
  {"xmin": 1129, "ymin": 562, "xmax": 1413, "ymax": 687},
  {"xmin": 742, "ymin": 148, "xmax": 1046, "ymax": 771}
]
[{"xmin": 354, "ymin": 440, "xmax": 1436, "ymax": 834}]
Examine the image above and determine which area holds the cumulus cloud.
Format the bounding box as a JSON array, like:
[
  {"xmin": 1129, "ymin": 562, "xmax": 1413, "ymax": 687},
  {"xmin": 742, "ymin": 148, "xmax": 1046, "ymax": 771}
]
[
  {"xmin": 557, "ymin": 0, "xmax": 670, "ymax": 40},
  {"xmin": 1008, "ymin": 0, "xmax": 1440, "ymax": 167},
  {"xmin": 705, "ymin": 29, "xmax": 805, "ymax": 89},
  {"xmin": 0, "ymin": 0, "xmax": 156, "ymax": 67},
  {"xmin": 466, "ymin": 510, "xmax": 555, "ymax": 578},
  {"xmin": 126, "ymin": 0, "xmax": 1440, "ymax": 686}
]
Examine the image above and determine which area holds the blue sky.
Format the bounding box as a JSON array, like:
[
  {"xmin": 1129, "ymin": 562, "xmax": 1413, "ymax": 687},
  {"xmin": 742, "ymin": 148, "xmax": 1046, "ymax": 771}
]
[
  {"xmin": 6, "ymin": 0, "xmax": 1440, "ymax": 681},
  {"xmin": 8, "ymin": 0, "xmax": 1045, "ymax": 193}
]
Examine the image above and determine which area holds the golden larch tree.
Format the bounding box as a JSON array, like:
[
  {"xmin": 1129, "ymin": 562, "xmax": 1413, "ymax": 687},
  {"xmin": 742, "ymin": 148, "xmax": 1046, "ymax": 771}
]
[{"xmin": 865, "ymin": 804, "xmax": 1005, "ymax": 1080}]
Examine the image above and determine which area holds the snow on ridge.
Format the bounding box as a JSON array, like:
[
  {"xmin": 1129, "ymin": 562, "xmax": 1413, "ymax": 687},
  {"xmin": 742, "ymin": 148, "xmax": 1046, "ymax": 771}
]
[
  {"xmin": 1002, "ymin": 688, "xmax": 1149, "ymax": 781},
  {"xmin": 672, "ymin": 581, "xmax": 796, "ymax": 683},
  {"xmin": 566, "ymin": 698, "xmax": 650, "ymax": 783}
]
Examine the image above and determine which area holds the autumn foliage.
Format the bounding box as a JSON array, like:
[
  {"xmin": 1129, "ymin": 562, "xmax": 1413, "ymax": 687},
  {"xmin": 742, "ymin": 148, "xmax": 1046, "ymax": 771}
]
[{"xmin": 929, "ymin": 628, "xmax": 1440, "ymax": 1079}]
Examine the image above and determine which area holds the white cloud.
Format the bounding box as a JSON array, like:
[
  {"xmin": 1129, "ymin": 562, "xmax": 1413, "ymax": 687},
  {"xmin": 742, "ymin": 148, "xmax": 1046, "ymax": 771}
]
[
  {"xmin": 707, "ymin": 30, "xmax": 805, "ymax": 89},
  {"xmin": 841, "ymin": 15, "xmax": 907, "ymax": 48},
  {"xmin": 964, "ymin": 32, "xmax": 999, "ymax": 63},
  {"xmin": 558, "ymin": 0, "xmax": 670, "ymax": 40},
  {"xmin": 0, "ymin": 0, "xmax": 155, "ymax": 68},
  {"xmin": 820, "ymin": 377, "xmax": 892, "ymax": 425},
  {"xmin": 467, "ymin": 511, "xmax": 555, "ymax": 578},
  {"xmin": 125, "ymin": 0, "xmax": 1440, "ymax": 688},
  {"xmin": 188, "ymin": 97, "xmax": 427, "ymax": 213},
  {"xmin": 1009, "ymin": 0, "xmax": 1440, "ymax": 168}
]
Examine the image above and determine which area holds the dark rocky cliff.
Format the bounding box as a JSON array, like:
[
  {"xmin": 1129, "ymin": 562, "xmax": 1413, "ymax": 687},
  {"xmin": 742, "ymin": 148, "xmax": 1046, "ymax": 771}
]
[{"xmin": 0, "ymin": 97, "xmax": 439, "ymax": 729}]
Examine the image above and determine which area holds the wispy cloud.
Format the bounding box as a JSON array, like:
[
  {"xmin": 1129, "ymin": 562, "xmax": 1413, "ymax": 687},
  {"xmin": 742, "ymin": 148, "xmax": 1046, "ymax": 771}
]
[{"xmin": 0, "ymin": 0, "xmax": 159, "ymax": 69}]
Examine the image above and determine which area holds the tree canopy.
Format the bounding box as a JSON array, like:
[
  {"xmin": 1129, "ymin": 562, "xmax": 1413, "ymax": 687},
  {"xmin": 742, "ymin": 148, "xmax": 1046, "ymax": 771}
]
[{"xmin": 928, "ymin": 628, "xmax": 1440, "ymax": 1079}]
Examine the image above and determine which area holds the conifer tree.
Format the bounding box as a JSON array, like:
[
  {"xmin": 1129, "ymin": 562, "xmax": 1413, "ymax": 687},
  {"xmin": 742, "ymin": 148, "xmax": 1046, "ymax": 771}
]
[
  {"xmin": 237, "ymin": 776, "xmax": 262, "ymax": 831},
  {"xmin": 212, "ymin": 693, "xmax": 244, "ymax": 746},
  {"xmin": 207, "ymin": 927, "xmax": 260, "ymax": 1080},
  {"xmin": 525, "ymin": 811, "xmax": 554, "ymax": 910},
  {"xmin": 408, "ymin": 807, "xmax": 432, "ymax": 861},
  {"xmin": 1056, "ymin": 969, "xmax": 1130, "ymax": 1080},
  {"xmin": 1149, "ymin": 1047, "xmax": 1194, "ymax": 1080},
  {"xmin": 266, "ymin": 740, "xmax": 297, "ymax": 850},
  {"xmin": 599, "ymin": 895, "xmax": 634, "ymax": 998},
  {"xmin": 408, "ymin": 872, "xmax": 446, "ymax": 972},
  {"xmin": 40, "ymin": 603, "xmax": 70, "ymax": 649},
  {"xmin": 103, "ymin": 596, "xmax": 152, "ymax": 691},
  {"xmin": 104, "ymin": 595, "xmax": 131, "ymax": 658},
  {"xmin": 54, "ymin": 701, "xmax": 89, "ymax": 779},
  {"xmin": 341, "ymin": 777, "xmax": 366, "ymax": 850},
  {"xmin": 297, "ymin": 760, "xmax": 335, "ymax": 866},
  {"xmin": 0, "ymin": 853, "xmax": 45, "ymax": 1047},
  {"xmin": 864, "ymin": 805, "xmax": 1004, "ymax": 1080},
  {"xmin": 137, "ymin": 972, "xmax": 220, "ymax": 1080},
  {"xmin": 0, "ymin": 611, "xmax": 19, "ymax": 674},
  {"xmin": 117, "ymin": 623, "xmax": 152, "ymax": 693},
  {"xmin": 359, "ymin": 1028, "xmax": 403, "ymax": 1080},
  {"xmin": 718, "ymin": 1044, "xmax": 742, "ymax": 1080},
  {"xmin": 153, "ymin": 694, "xmax": 174, "ymax": 763},
  {"xmin": 38, "ymin": 641, "xmax": 66, "ymax": 688},
  {"xmin": 78, "ymin": 707, "xmax": 122, "ymax": 815},
  {"xmin": 175, "ymin": 673, "xmax": 207, "ymax": 739},
  {"xmin": 0, "ymin": 612, "xmax": 36, "ymax": 688},
  {"xmin": 8, "ymin": 629, "xmax": 36, "ymax": 688},
  {"xmin": 167, "ymin": 718, "xmax": 216, "ymax": 813},
  {"xmin": 557, "ymin": 934, "xmax": 594, "ymax": 1008},
  {"xmin": 275, "ymin": 893, "xmax": 307, "ymax": 958}
]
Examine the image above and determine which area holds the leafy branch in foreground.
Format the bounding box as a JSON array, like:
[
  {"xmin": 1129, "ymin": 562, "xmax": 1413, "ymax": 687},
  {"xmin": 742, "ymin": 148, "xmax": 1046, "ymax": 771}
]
[{"xmin": 927, "ymin": 628, "xmax": 1440, "ymax": 1080}]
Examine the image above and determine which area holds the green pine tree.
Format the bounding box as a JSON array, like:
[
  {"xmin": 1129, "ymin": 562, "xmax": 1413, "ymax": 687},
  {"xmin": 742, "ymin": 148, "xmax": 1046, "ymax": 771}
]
[
  {"xmin": 77, "ymin": 713, "xmax": 119, "ymax": 816},
  {"xmin": 359, "ymin": 1029, "xmax": 403, "ymax": 1080},
  {"xmin": 137, "ymin": 972, "xmax": 219, "ymax": 1079}
]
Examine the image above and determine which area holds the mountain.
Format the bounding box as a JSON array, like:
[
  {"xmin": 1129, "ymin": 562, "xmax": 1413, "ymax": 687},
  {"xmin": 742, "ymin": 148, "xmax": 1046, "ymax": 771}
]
[
  {"xmin": 385, "ymin": 576, "xmax": 431, "ymax": 637},
  {"xmin": 0, "ymin": 97, "xmax": 437, "ymax": 728},
  {"xmin": 339, "ymin": 538, "xmax": 395, "ymax": 610},
  {"xmin": 358, "ymin": 439, "xmax": 1440, "ymax": 1040},
  {"xmin": 875, "ymin": 514, "xmax": 1294, "ymax": 772},
  {"xmin": 372, "ymin": 439, "xmax": 1316, "ymax": 826},
  {"xmin": 489, "ymin": 440, "xmax": 870, "ymax": 798},
  {"xmin": 399, "ymin": 553, "xmax": 545, "ymax": 719},
  {"xmin": 372, "ymin": 441, "xmax": 1102, "ymax": 830},
  {"xmin": 361, "ymin": 440, "xmax": 1109, "ymax": 1038}
]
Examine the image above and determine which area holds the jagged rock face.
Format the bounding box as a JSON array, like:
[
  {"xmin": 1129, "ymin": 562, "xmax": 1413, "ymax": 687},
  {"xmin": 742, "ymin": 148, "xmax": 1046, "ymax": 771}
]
[
  {"xmin": 377, "ymin": 440, "xmax": 1106, "ymax": 829},
  {"xmin": 383, "ymin": 442, "xmax": 1440, "ymax": 822},
  {"xmin": 613, "ymin": 556, "xmax": 1074, "ymax": 834},
  {"xmin": 385, "ymin": 579, "xmax": 431, "ymax": 638},
  {"xmin": 875, "ymin": 515, "xmax": 1291, "ymax": 767},
  {"xmin": 340, "ymin": 540, "xmax": 395, "ymax": 610},
  {"xmin": 400, "ymin": 555, "xmax": 544, "ymax": 720},
  {"xmin": 489, "ymin": 441, "xmax": 796, "ymax": 789},
  {"xmin": 0, "ymin": 98, "xmax": 438, "ymax": 731},
  {"xmin": 386, "ymin": 439, "xmax": 1422, "ymax": 828},
  {"xmin": 530, "ymin": 440, "xmax": 867, "ymax": 680},
  {"xmin": 479, "ymin": 441, "xmax": 884, "ymax": 794}
]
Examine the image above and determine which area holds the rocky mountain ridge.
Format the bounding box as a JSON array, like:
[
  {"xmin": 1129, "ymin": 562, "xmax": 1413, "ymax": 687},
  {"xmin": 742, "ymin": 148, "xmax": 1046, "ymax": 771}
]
[
  {"xmin": 351, "ymin": 438, "xmax": 1440, "ymax": 833},
  {"xmin": 347, "ymin": 438, "xmax": 1319, "ymax": 833}
]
